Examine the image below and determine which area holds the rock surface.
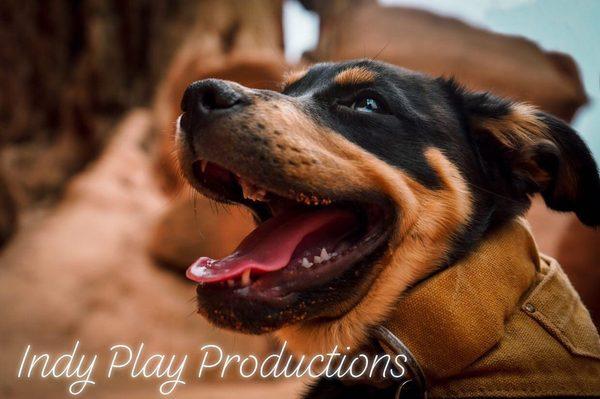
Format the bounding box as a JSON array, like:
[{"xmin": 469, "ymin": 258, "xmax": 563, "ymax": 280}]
[
  {"xmin": 0, "ymin": 110, "xmax": 272, "ymax": 398},
  {"xmin": 149, "ymin": 0, "xmax": 285, "ymax": 271}
]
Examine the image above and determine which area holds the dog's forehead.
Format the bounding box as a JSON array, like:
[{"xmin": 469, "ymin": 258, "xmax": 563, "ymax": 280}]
[{"xmin": 283, "ymin": 60, "xmax": 419, "ymax": 96}]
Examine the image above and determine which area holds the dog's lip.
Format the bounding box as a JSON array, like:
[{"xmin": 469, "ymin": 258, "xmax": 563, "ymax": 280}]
[
  {"xmin": 189, "ymin": 158, "xmax": 297, "ymax": 203},
  {"xmin": 239, "ymin": 223, "xmax": 393, "ymax": 300},
  {"xmin": 186, "ymin": 206, "xmax": 359, "ymax": 283},
  {"xmin": 184, "ymin": 158, "xmax": 396, "ymax": 301},
  {"xmin": 194, "ymin": 214, "xmax": 394, "ymax": 304},
  {"xmin": 186, "ymin": 158, "xmax": 388, "ymax": 209}
]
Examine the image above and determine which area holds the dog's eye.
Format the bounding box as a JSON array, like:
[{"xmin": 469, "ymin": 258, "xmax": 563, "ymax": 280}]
[{"xmin": 351, "ymin": 97, "xmax": 383, "ymax": 113}]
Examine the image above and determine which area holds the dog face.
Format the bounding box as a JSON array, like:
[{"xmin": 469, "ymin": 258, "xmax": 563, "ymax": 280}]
[{"xmin": 177, "ymin": 60, "xmax": 599, "ymax": 349}]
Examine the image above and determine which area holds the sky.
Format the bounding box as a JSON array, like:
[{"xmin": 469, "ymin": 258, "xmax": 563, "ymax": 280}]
[{"xmin": 283, "ymin": 0, "xmax": 600, "ymax": 160}]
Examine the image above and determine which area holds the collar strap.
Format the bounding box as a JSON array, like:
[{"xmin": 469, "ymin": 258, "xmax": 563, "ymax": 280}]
[
  {"xmin": 373, "ymin": 325, "xmax": 428, "ymax": 399},
  {"xmin": 377, "ymin": 218, "xmax": 539, "ymax": 380}
]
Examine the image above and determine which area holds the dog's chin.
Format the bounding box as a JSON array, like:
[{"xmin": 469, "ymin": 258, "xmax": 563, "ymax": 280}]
[{"xmin": 185, "ymin": 160, "xmax": 396, "ymax": 334}]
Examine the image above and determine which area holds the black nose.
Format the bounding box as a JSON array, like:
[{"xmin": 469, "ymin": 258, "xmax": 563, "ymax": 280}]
[{"xmin": 181, "ymin": 79, "xmax": 246, "ymax": 117}]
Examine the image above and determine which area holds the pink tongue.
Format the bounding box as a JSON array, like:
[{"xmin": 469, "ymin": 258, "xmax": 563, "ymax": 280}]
[{"xmin": 186, "ymin": 208, "xmax": 356, "ymax": 283}]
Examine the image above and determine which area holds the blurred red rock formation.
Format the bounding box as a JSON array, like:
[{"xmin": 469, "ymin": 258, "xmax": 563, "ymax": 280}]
[
  {"xmin": 153, "ymin": 0, "xmax": 286, "ymax": 194},
  {"xmin": 149, "ymin": 0, "xmax": 286, "ymax": 272},
  {"xmin": 0, "ymin": 1, "xmax": 222, "ymax": 247},
  {"xmin": 0, "ymin": 110, "xmax": 273, "ymax": 398}
]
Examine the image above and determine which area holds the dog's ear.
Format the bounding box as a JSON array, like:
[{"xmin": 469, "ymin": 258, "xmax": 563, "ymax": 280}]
[{"xmin": 456, "ymin": 87, "xmax": 599, "ymax": 226}]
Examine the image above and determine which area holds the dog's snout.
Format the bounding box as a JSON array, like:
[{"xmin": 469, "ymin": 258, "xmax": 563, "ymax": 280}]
[{"xmin": 181, "ymin": 79, "xmax": 247, "ymax": 124}]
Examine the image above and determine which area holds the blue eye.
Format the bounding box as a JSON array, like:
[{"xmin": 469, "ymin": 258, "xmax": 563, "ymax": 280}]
[{"xmin": 351, "ymin": 97, "xmax": 381, "ymax": 113}]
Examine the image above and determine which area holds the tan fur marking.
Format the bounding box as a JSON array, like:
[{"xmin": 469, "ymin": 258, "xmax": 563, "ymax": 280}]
[
  {"xmin": 282, "ymin": 69, "xmax": 309, "ymax": 88},
  {"xmin": 477, "ymin": 104, "xmax": 548, "ymax": 148},
  {"xmin": 334, "ymin": 67, "xmax": 376, "ymax": 86},
  {"xmin": 181, "ymin": 91, "xmax": 473, "ymax": 355},
  {"xmin": 475, "ymin": 103, "xmax": 567, "ymax": 190},
  {"xmin": 274, "ymin": 139, "xmax": 472, "ymax": 354}
]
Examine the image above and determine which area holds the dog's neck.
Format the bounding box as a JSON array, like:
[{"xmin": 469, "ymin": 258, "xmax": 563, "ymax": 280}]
[
  {"xmin": 277, "ymin": 218, "xmax": 539, "ymax": 375},
  {"xmin": 378, "ymin": 217, "xmax": 539, "ymax": 380}
]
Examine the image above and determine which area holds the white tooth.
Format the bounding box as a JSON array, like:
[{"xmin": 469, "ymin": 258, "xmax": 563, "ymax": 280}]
[
  {"xmin": 227, "ymin": 279, "xmax": 235, "ymax": 288},
  {"xmin": 241, "ymin": 269, "xmax": 251, "ymax": 287},
  {"xmin": 239, "ymin": 178, "xmax": 267, "ymax": 201},
  {"xmin": 320, "ymin": 248, "xmax": 329, "ymax": 261},
  {"xmin": 331, "ymin": 252, "xmax": 338, "ymax": 258},
  {"xmin": 243, "ymin": 182, "xmax": 253, "ymax": 200},
  {"xmin": 240, "ymin": 179, "xmax": 254, "ymax": 200},
  {"xmin": 313, "ymin": 256, "xmax": 322, "ymax": 264},
  {"xmin": 200, "ymin": 160, "xmax": 208, "ymax": 173},
  {"xmin": 239, "ymin": 179, "xmax": 250, "ymax": 199},
  {"xmin": 248, "ymin": 189, "xmax": 266, "ymax": 201},
  {"xmin": 252, "ymin": 189, "xmax": 267, "ymax": 201},
  {"xmin": 301, "ymin": 258, "xmax": 313, "ymax": 268}
]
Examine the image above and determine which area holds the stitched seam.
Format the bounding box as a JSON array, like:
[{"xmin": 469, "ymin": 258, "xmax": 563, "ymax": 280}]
[
  {"xmin": 522, "ymin": 262, "xmax": 600, "ymax": 360},
  {"xmin": 525, "ymin": 308, "xmax": 600, "ymax": 360}
]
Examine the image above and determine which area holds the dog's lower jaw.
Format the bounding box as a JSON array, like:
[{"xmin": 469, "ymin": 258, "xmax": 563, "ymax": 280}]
[
  {"xmin": 274, "ymin": 252, "xmax": 408, "ymax": 356},
  {"xmin": 276, "ymin": 148, "xmax": 473, "ymax": 356}
]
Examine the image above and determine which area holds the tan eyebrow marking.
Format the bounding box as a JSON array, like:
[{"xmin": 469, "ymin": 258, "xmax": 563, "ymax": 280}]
[
  {"xmin": 334, "ymin": 67, "xmax": 376, "ymax": 86},
  {"xmin": 282, "ymin": 68, "xmax": 309, "ymax": 88}
]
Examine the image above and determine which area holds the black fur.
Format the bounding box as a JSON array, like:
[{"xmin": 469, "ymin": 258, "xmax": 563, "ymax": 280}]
[
  {"xmin": 180, "ymin": 59, "xmax": 600, "ymax": 398},
  {"xmin": 283, "ymin": 60, "xmax": 600, "ymax": 256}
]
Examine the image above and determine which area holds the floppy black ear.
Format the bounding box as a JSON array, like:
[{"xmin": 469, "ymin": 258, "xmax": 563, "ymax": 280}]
[{"xmin": 457, "ymin": 88, "xmax": 600, "ymax": 226}]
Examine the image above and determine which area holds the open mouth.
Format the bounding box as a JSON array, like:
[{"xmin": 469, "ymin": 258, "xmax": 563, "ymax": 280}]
[{"xmin": 185, "ymin": 160, "xmax": 395, "ymax": 300}]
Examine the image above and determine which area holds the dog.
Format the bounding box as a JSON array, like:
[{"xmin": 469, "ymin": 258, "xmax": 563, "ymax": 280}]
[{"xmin": 176, "ymin": 60, "xmax": 600, "ymax": 398}]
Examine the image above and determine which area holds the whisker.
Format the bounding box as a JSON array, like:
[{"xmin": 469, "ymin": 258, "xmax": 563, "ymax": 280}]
[
  {"xmin": 371, "ymin": 41, "xmax": 391, "ymax": 61},
  {"xmin": 466, "ymin": 181, "xmax": 524, "ymax": 205}
]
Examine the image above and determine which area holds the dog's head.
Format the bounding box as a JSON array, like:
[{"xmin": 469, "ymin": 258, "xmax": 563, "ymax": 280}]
[{"xmin": 177, "ymin": 60, "xmax": 599, "ymax": 349}]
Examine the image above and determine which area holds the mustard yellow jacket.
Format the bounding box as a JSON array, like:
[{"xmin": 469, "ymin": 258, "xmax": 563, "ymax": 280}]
[{"xmin": 380, "ymin": 219, "xmax": 600, "ymax": 398}]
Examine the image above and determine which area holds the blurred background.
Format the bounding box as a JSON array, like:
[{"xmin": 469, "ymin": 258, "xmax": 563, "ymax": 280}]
[{"xmin": 0, "ymin": 1, "xmax": 598, "ymax": 398}]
